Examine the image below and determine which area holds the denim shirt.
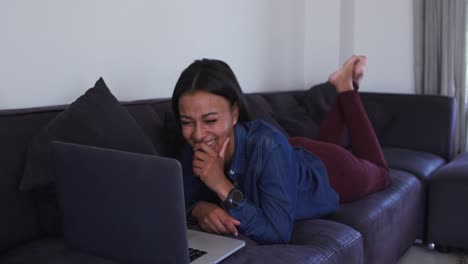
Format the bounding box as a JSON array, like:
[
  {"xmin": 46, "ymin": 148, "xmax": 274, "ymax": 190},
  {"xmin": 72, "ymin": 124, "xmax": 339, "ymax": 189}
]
[{"xmin": 179, "ymin": 120, "xmax": 339, "ymax": 244}]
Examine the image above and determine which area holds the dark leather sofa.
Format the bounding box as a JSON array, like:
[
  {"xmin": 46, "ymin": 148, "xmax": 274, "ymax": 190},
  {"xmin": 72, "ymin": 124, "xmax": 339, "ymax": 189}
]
[{"xmin": 0, "ymin": 82, "xmax": 459, "ymax": 264}]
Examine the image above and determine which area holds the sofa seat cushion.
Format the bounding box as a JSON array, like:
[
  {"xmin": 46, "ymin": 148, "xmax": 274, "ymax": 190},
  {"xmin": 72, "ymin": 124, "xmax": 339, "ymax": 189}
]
[
  {"xmin": 222, "ymin": 219, "xmax": 362, "ymax": 264},
  {"xmin": 223, "ymin": 244, "xmax": 353, "ymax": 264},
  {"xmin": 2, "ymin": 220, "xmax": 363, "ymax": 264},
  {"xmin": 0, "ymin": 237, "xmax": 117, "ymax": 264},
  {"xmin": 382, "ymin": 147, "xmax": 446, "ymax": 181},
  {"xmin": 326, "ymin": 169, "xmax": 423, "ymax": 264}
]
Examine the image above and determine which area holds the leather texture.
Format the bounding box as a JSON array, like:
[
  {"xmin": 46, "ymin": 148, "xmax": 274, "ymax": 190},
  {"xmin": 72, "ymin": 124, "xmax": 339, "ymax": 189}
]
[
  {"xmin": 20, "ymin": 78, "xmax": 157, "ymax": 191},
  {"xmin": 359, "ymin": 93, "xmax": 456, "ymax": 161},
  {"xmin": 223, "ymin": 219, "xmax": 363, "ymax": 264},
  {"xmin": 383, "ymin": 147, "xmax": 446, "ymax": 181},
  {"xmin": 0, "ymin": 84, "xmax": 457, "ymax": 263},
  {"xmin": 428, "ymin": 152, "xmax": 468, "ymax": 249},
  {"xmin": 382, "ymin": 147, "xmax": 447, "ymax": 240},
  {"xmin": 327, "ymin": 170, "xmax": 423, "ymax": 264},
  {"xmin": 0, "ymin": 237, "xmax": 117, "ymax": 264}
]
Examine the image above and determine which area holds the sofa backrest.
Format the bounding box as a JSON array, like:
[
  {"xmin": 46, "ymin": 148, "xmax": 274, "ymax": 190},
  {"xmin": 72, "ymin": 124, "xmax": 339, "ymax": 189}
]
[
  {"xmin": 247, "ymin": 85, "xmax": 456, "ymax": 161},
  {"xmin": 0, "ymin": 106, "xmax": 63, "ymax": 252},
  {"xmin": 0, "ymin": 100, "xmax": 174, "ymax": 252},
  {"xmin": 359, "ymin": 92, "xmax": 456, "ymax": 160},
  {"xmin": 0, "ymin": 87, "xmax": 456, "ymax": 252}
]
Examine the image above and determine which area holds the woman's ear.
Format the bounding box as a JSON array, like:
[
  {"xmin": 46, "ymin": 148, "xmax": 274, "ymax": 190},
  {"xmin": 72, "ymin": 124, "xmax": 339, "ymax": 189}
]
[{"xmin": 232, "ymin": 102, "xmax": 239, "ymax": 125}]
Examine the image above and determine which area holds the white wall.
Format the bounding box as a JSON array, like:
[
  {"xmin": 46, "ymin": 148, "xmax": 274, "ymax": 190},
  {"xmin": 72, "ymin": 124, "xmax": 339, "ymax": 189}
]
[
  {"xmin": 304, "ymin": 0, "xmax": 415, "ymax": 94},
  {"xmin": 0, "ymin": 0, "xmax": 304, "ymax": 109},
  {"xmin": 346, "ymin": 0, "xmax": 415, "ymax": 93},
  {"xmin": 303, "ymin": 0, "xmax": 341, "ymax": 89},
  {"xmin": 0, "ymin": 0, "xmax": 414, "ymax": 110}
]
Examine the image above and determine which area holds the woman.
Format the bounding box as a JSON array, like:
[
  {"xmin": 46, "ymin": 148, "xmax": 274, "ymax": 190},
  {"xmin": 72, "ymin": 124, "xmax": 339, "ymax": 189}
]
[{"xmin": 172, "ymin": 56, "xmax": 389, "ymax": 244}]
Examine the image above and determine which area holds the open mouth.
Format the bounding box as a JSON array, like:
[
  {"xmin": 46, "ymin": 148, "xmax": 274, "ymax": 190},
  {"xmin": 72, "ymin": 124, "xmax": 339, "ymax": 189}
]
[{"xmin": 206, "ymin": 139, "xmax": 216, "ymax": 147}]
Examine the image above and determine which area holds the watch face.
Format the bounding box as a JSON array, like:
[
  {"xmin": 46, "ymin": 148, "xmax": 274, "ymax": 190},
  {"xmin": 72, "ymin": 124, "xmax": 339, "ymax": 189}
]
[
  {"xmin": 223, "ymin": 188, "xmax": 244, "ymax": 209},
  {"xmin": 231, "ymin": 189, "xmax": 244, "ymax": 204}
]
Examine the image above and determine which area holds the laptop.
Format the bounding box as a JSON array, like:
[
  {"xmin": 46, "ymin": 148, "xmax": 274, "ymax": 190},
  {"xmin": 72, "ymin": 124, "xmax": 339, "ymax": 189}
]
[{"xmin": 52, "ymin": 141, "xmax": 245, "ymax": 264}]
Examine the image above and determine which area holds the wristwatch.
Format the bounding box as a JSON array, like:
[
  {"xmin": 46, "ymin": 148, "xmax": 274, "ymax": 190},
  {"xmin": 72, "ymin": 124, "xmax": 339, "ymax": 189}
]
[{"xmin": 222, "ymin": 188, "xmax": 244, "ymax": 210}]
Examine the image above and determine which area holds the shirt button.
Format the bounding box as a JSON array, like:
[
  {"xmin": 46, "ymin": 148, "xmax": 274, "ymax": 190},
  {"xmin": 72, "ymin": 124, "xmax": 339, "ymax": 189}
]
[{"xmin": 229, "ymin": 170, "xmax": 235, "ymax": 175}]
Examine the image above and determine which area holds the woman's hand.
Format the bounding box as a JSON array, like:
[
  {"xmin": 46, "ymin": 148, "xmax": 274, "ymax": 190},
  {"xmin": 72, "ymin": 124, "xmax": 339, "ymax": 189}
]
[
  {"xmin": 192, "ymin": 138, "xmax": 234, "ymax": 200},
  {"xmin": 191, "ymin": 201, "xmax": 241, "ymax": 236}
]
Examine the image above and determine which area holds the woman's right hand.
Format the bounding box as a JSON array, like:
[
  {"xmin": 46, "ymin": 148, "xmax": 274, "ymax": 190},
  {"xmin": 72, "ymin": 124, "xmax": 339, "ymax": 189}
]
[{"xmin": 191, "ymin": 201, "xmax": 240, "ymax": 236}]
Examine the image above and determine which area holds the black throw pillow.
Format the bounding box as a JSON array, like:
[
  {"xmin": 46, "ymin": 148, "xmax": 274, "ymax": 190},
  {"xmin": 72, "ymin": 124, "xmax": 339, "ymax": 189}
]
[
  {"xmin": 19, "ymin": 78, "xmax": 158, "ymax": 235},
  {"xmin": 20, "ymin": 78, "xmax": 157, "ymax": 191},
  {"xmin": 273, "ymin": 112, "xmax": 320, "ymax": 139}
]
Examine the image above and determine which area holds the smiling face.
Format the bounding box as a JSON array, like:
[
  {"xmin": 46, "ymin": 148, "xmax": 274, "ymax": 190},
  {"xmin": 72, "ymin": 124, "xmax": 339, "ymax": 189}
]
[{"xmin": 178, "ymin": 90, "xmax": 239, "ymax": 163}]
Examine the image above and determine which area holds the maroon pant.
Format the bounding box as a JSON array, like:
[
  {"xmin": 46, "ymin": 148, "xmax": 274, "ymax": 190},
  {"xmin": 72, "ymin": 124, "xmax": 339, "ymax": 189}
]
[{"xmin": 289, "ymin": 90, "xmax": 389, "ymax": 203}]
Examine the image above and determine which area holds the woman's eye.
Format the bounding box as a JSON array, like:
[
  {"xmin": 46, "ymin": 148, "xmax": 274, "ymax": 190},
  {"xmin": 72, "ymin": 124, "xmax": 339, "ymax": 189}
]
[
  {"xmin": 181, "ymin": 121, "xmax": 193, "ymax": 126},
  {"xmin": 205, "ymin": 119, "xmax": 217, "ymax": 124}
]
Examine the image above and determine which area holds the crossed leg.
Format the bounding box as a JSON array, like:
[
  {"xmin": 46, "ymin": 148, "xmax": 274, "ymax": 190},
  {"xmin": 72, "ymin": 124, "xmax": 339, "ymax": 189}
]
[{"xmin": 289, "ymin": 56, "xmax": 389, "ymax": 202}]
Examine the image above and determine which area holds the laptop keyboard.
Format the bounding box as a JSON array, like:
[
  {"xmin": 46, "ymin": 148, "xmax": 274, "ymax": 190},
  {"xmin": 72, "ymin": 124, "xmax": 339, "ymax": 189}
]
[{"xmin": 189, "ymin": 247, "xmax": 207, "ymax": 262}]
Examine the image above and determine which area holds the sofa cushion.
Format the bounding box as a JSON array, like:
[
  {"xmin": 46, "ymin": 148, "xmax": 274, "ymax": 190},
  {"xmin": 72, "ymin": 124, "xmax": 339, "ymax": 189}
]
[
  {"xmin": 326, "ymin": 169, "xmax": 423, "ymax": 264},
  {"xmin": 0, "ymin": 109, "xmax": 60, "ymax": 252},
  {"xmin": 125, "ymin": 104, "xmax": 165, "ymax": 154},
  {"xmin": 361, "ymin": 99, "xmax": 395, "ymax": 137},
  {"xmin": 427, "ymin": 152, "xmax": 468, "ymax": 248},
  {"xmin": 290, "ymin": 219, "xmax": 363, "ymax": 264},
  {"xmin": 0, "ymin": 222, "xmax": 361, "ymax": 264},
  {"xmin": 222, "ymin": 219, "xmax": 363, "ymax": 264},
  {"xmin": 273, "ymin": 112, "xmax": 319, "ymax": 139},
  {"xmin": 259, "ymin": 92, "xmax": 321, "ymax": 138},
  {"xmin": 359, "ymin": 93, "xmax": 456, "ymax": 160},
  {"xmin": 381, "ymin": 147, "xmax": 442, "ymax": 240},
  {"xmin": 0, "ymin": 237, "xmax": 117, "ymax": 264},
  {"xmin": 382, "ymin": 147, "xmax": 446, "ymax": 181},
  {"xmin": 148, "ymin": 100, "xmax": 188, "ymax": 158},
  {"xmin": 224, "ymin": 245, "xmax": 356, "ymax": 264},
  {"xmin": 20, "ymin": 78, "xmax": 157, "ymax": 190},
  {"xmin": 299, "ymin": 83, "xmax": 351, "ymax": 146},
  {"xmin": 19, "ymin": 78, "xmax": 157, "ymax": 236},
  {"xmin": 301, "ymin": 82, "xmax": 338, "ymax": 124},
  {"xmin": 244, "ymin": 94, "xmax": 287, "ymax": 136}
]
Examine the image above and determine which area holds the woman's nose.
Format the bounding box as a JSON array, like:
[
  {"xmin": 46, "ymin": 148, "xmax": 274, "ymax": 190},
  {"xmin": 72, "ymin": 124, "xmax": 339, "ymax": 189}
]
[{"xmin": 192, "ymin": 124, "xmax": 205, "ymax": 142}]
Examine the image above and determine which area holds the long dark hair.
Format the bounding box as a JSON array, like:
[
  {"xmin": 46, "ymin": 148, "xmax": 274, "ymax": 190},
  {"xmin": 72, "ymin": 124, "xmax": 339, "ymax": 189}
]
[{"xmin": 172, "ymin": 58, "xmax": 252, "ymax": 127}]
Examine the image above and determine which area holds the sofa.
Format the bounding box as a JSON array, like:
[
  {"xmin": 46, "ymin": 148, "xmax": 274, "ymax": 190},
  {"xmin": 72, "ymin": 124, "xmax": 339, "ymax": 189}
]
[{"xmin": 0, "ymin": 79, "xmax": 461, "ymax": 264}]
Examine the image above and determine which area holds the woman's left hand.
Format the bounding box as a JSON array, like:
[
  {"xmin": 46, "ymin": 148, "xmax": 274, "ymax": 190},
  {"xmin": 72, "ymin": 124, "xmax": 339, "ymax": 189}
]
[{"xmin": 192, "ymin": 138, "xmax": 234, "ymax": 200}]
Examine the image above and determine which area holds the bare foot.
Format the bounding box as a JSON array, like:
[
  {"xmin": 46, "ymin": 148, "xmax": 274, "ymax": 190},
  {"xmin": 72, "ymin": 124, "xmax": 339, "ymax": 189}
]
[
  {"xmin": 329, "ymin": 55, "xmax": 367, "ymax": 93},
  {"xmin": 353, "ymin": 55, "xmax": 367, "ymax": 85}
]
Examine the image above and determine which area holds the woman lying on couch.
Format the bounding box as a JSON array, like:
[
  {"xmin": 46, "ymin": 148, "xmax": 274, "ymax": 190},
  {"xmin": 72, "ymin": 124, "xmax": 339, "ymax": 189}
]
[{"xmin": 171, "ymin": 56, "xmax": 390, "ymax": 244}]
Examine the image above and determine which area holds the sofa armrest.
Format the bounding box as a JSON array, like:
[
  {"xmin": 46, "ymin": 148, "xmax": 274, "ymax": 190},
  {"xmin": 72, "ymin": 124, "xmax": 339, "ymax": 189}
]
[
  {"xmin": 360, "ymin": 93, "xmax": 456, "ymax": 160},
  {"xmin": 290, "ymin": 219, "xmax": 363, "ymax": 263},
  {"xmin": 427, "ymin": 152, "xmax": 468, "ymax": 248}
]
